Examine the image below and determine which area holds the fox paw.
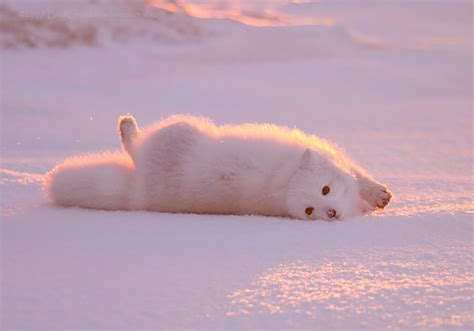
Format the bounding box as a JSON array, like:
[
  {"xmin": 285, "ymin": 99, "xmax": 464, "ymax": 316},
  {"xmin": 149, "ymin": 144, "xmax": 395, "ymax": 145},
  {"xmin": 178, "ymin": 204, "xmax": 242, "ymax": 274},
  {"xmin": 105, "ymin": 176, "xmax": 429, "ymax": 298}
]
[
  {"xmin": 361, "ymin": 183, "xmax": 392, "ymax": 210},
  {"xmin": 119, "ymin": 115, "xmax": 139, "ymax": 139},
  {"xmin": 372, "ymin": 187, "xmax": 392, "ymax": 209},
  {"xmin": 118, "ymin": 115, "xmax": 140, "ymax": 158}
]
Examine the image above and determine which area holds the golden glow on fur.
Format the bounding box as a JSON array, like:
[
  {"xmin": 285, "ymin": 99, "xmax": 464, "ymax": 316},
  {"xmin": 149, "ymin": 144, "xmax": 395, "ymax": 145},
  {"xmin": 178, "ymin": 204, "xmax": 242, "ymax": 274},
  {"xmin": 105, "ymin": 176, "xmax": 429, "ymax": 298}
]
[{"xmin": 141, "ymin": 114, "xmax": 354, "ymax": 175}]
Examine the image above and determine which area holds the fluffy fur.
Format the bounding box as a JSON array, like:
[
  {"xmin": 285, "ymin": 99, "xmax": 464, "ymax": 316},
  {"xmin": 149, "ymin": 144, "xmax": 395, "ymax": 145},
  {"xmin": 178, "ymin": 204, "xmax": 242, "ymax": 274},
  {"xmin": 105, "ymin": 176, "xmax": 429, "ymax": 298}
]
[{"xmin": 44, "ymin": 115, "xmax": 392, "ymax": 220}]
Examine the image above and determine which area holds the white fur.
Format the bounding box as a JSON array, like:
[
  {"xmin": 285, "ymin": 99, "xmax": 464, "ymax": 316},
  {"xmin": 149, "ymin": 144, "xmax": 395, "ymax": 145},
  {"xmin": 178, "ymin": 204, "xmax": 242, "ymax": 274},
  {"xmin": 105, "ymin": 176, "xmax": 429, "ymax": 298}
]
[
  {"xmin": 44, "ymin": 115, "xmax": 392, "ymax": 220},
  {"xmin": 44, "ymin": 153, "xmax": 134, "ymax": 210},
  {"xmin": 119, "ymin": 115, "xmax": 140, "ymax": 158}
]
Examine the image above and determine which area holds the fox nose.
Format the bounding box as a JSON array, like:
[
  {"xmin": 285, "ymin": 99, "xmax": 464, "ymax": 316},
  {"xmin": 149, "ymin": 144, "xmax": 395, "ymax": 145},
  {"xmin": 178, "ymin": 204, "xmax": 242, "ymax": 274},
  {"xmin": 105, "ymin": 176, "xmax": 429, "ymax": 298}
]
[{"xmin": 327, "ymin": 209, "xmax": 337, "ymax": 219}]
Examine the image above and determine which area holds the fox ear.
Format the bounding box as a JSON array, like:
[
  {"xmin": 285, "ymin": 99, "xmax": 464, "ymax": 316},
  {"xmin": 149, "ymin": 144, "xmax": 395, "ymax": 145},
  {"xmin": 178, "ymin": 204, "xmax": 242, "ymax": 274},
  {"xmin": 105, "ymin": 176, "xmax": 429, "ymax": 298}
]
[{"xmin": 299, "ymin": 148, "xmax": 312, "ymax": 170}]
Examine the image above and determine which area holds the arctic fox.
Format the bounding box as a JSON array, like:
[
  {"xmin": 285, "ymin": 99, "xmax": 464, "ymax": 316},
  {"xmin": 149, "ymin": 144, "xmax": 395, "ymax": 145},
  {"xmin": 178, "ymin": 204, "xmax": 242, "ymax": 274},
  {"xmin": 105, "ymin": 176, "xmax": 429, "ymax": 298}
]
[{"xmin": 45, "ymin": 115, "xmax": 392, "ymax": 221}]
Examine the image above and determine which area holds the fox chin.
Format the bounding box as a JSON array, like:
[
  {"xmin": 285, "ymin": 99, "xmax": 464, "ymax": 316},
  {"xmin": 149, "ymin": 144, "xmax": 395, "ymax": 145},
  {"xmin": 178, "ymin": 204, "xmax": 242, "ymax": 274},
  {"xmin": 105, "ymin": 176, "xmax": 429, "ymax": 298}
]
[{"xmin": 44, "ymin": 115, "xmax": 392, "ymax": 221}]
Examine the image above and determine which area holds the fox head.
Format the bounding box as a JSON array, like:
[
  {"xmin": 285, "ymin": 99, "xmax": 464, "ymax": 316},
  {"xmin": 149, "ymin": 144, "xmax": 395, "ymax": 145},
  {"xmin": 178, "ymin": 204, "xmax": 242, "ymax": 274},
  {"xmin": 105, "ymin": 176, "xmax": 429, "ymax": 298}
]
[{"xmin": 285, "ymin": 149, "xmax": 362, "ymax": 221}]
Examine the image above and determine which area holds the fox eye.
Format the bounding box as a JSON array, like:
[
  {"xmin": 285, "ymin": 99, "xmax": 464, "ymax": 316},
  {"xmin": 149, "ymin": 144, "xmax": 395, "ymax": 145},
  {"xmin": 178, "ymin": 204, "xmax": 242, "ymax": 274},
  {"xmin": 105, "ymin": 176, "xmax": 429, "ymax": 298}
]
[
  {"xmin": 305, "ymin": 207, "xmax": 314, "ymax": 215},
  {"xmin": 322, "ymin": 186, "xmax": 330, "ymax": 195}
]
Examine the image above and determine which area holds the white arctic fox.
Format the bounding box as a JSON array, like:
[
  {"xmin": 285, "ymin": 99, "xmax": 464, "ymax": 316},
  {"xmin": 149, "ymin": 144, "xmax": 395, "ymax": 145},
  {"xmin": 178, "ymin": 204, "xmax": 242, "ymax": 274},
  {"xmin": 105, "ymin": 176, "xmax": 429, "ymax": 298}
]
[{"xmin": 45, "ymin": 115, "xmax": 392, "ymax": 221}]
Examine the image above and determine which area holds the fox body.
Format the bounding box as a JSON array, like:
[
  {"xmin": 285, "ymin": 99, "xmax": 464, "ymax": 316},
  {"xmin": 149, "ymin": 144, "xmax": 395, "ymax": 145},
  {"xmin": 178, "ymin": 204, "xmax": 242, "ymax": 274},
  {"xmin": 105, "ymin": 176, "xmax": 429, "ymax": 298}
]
[{"xmin": 45, "ymin": 115, "xmax": 391, "ymax": 221}]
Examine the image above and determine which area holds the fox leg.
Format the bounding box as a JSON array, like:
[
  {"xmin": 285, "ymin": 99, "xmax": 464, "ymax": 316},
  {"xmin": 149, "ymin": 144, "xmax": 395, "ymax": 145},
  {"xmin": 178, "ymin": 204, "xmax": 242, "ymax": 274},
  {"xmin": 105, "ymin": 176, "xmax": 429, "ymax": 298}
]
[
  {"xmin": 118, "ymin": 115, "xmax": 140, "ymax": 159},
  {"xmin": 355, "ymin": 171, "xmax": 392, "ymax": 209}
]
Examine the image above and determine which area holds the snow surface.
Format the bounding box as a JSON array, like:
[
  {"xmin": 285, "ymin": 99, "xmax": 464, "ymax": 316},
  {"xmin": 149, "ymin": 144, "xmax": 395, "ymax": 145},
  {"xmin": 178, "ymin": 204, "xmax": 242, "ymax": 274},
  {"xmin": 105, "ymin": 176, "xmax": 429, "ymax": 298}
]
[{"xmin": 1, "ymin": 0, "xmax": 473, "ymax": 329}]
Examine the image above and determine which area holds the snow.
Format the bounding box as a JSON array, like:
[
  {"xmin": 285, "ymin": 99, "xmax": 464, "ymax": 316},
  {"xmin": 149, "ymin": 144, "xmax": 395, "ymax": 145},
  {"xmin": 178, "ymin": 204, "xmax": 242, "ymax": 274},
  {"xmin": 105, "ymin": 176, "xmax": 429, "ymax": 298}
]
[{"xmin": 1, "ymin": 0, "xmax": 473, "ymax": 329}]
